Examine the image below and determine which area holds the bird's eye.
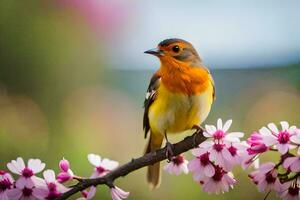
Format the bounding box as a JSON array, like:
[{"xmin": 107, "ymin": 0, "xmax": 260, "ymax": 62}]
[{"xmin": 172, "ymin": 45, "xmax": 180, "ymax": 53}]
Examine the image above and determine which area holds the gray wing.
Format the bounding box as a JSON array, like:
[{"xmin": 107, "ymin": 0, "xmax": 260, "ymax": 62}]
[{"xmin": 143, "ymin": 73, "xmax": 161, "ymax": 139}]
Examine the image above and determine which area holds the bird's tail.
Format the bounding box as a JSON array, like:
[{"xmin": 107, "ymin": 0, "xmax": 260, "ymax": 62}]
[{"xmin": 144, "ymin": 131, "xmax": 163, "ymax": 189}]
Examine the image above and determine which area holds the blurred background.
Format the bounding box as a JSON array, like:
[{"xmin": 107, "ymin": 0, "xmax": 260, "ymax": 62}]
[{"xmin": 0, "ymin": 0, "xmax": 299, "ymax": 199}]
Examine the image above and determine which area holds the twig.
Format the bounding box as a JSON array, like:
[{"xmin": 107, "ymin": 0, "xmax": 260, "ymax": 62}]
[
  {"xmin": 56, "ymin": 129, "xmax": 205, "ymax": 200},
  {"xmin": 282, "ymin": 172, "xmax": 300, "ymax": 183}
]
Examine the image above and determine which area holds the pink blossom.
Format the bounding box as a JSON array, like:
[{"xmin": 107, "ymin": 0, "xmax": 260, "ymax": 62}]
[
  {"xmin": 260, "ymin": 121, "xmax": 297, "ymax": 154},
  {"xmin": 283, "ymin": 149, "xmax": 300, "ymax": 172},
  {"xmin": 164, "ymin": 155, "xmax": 188, "ymax": 175},
  {"xmin": 7, "ymin": 157, "xmax": 45, "ymax": 189},
  {"xmin": 249, "ymin": 162, "xmax": 282, "ymax": 193},
  {"xmin": 204, "ymin": 119, "xmax": 244, "ymax": 143},
  {"xmin": 241, "ymin": 132, "xmax": 268, "ymax": 169},
  {"xmin": 88, "ymin": 154, "xmax": 119, "ymax": 178},
  {"xmin": 246, "ymin": 132, "xmax": 268, "ymax": 155},
  {"xmin": 201, "ymin": 165, "xmax": 236, "ymax": 194},
  {"xmin": 197, "ymin": 140, "xmax": 234, "ymax": 171},
  {"xmin": 227, "ymin": 142, "xmax": 248, "ymax": 165},
  {"xmin": 57, "ymin": 158, "xmax": 74, "ymax": 183},
  {"xmin": 110, "ymin": 186, "xmax": 129, "ymax": 200},
  {"xmin": 33, "ymin": 170, "xmax": 69, "ymax": 200},
  {"xmin": 200, "ymin": 119, "xmax": 244, "ymax": 171},
  {"xmin": 188, "ymin": 152, "xmax": 215, "ymax": 182},
  {"xmin": 0, "ymin": 170, "xmax": 14, "ymax": 200},
  {"xmin": 280, "ymin": 180, "xmax": 300, "ymax": 200},
  {"xmin": 59, "ymin": 159, "xmax": 70, "ymax": 172}
]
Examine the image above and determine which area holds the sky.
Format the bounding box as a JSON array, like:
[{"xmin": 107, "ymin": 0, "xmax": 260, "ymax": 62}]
[{"xmin": 110, "ymin": 0, "xmax": 300, "ymax": 69}]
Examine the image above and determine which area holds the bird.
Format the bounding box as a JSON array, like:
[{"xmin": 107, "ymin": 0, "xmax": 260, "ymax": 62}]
[{"xmin": 143, "ymin": 38, "xmax": 215, "ymax": 189}]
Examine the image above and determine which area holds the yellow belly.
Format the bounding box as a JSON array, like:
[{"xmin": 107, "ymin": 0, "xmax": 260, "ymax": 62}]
[{"xmin": 148, "ymin": 83, "xmax": 213, "ymax": 135}]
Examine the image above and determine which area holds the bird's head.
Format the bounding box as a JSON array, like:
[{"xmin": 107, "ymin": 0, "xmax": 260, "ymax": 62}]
[{"xmin": 144, "ymin": 38, "xmax": 202, "ymax": 67}]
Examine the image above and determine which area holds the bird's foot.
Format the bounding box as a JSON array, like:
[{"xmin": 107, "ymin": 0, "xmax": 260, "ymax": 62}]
[
  {"xmin": 192, "ymin": 125, "xmax": 204, "ymax": 148},
  {"xmin": 192, "ymin": 125, "xmax": 204, "ymax": 133},
  {"xmin": 165, "ymin": 141, "xmax": 174, "ymax": 162}
]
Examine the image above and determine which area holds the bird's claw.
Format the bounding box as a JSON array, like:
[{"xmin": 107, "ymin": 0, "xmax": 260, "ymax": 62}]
[
  {"xmin": 165, "ymin": 141, "xmax": 174, "ymax": 162},
  {"xmin": 192, "ymin": 125, "xmax": 204, "ymax": 148}
]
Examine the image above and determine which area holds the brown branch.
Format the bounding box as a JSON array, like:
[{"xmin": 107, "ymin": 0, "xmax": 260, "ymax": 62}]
[{"xmin": 56, "ymin": 129, "xmax": 205, "ymax": 200}]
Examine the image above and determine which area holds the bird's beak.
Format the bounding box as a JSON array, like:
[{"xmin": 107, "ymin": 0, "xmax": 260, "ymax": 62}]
[{"xmin": 144, "ymin": 48, "xmax": 164, "ymax": 56}]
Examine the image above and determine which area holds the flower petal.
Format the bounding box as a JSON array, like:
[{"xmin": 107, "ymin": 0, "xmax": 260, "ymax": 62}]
[
  {"xmin": 204, "ymin": 125, "xmax": 216, "ymax": 136},
  {"xmin": 217, "ymin": 119, "xmax": 223, "ymax": 130},
  {"xmin": 290, "ymin": 159, "xmax": 300, "ymax": 172},
  {"xmin": 32, "ymin": 187, "xmax": 48, "ymax": 199},
  {"xmin": 43, "ymin": 169, "xmax": 56, "ymax": 183},
  {"xmin": 280, "ymin": 121, "xmax": 289, "ymax": 131},
  {"xmin": 199, "ymin": 140, "xmax": 214, "ymax": 149},
  {"xmin": 290, "ymin": 134, "xmax": 300, "ymax": 144},
  {"xmin": 276, "ymin": 144, "xmax": 289, "ymax": 155},
  {"xmin": 191, "ymin": 147, "xmax": 208, "ymax": 156},
  {"xmin": 188, "ymin": 158, "xmax": 200, "ymax": 172},
  {"xmin": 283, "ymin": 157, "xmax": 298, "ymax": 169},
  {"xmin": 222, "ymin": 119, "xmax": 232, "ymax": 132},
  {"xmin": 31, "ymin": 176, "xmax": 45, "ymax": 188},
  {"xmin": 204, "ymin": 164, "xmax": 215, "ymax": 177},
  {"xmin": 115, "ymin": 186, "xmax": 130, "ymax": 199},
  {"xmin": 87, "ymin": 154, "xmax": 101, "ymax": 167},
  {"xmin": 268, "ymin": 123, "xmax": 279, "ymax": 134},
  {"xmin": 7, "ymin": 188, "xmax": 22, "ymax": 200},
  {"xmin": 28, "ymin": 159, "xmax": 45, "ymax": 174},
  {"xmin": 261, "ymin": 135, "xmax": 277, "ymax": 146},
  {"xmin": 225, "ymin": 132, "xmax": 244, "ymax": 142},
  {"xmin": 259, "ymin": 127, "xmax": 272, "ymax": 136},
  {"xmin": 16, "ymin": 157, "xmax": 25, "ymax": 171},
  {"xmin": 87, "ymin": 186, "xmax": 97, "ymax": 200},
  {"xmin": 259, "ymin": 162, "xmax": 275, "ymax": 173},
  {"xmin": 7, "ymin": 162, "xmax": 21, "ymax": 175},
  {"xmin": 181, "ymin": 164, "xmax": 189, "ymax": 174},
  {"xmin": 101, "ymin": 159, "xmax": 119, "ymax": 171}
]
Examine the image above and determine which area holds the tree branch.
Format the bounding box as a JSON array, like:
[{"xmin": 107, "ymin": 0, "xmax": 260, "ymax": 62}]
[{"xmin": 56, "ymin": 129, "xmax": 205, "ymax": 200}]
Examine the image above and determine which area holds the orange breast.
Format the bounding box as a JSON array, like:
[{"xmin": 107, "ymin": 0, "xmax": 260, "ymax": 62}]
[{"xmin": 158, "ymin": 59, "xmax": 211, "ymax": 95}]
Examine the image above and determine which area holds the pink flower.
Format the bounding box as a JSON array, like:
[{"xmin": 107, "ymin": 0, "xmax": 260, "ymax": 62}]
[
  {"xmin": 204, "ymin": 119, "xmax": 244, "ymax": 143},
  {"xmin": 283, "ymin": 149, "xmax": 300, "ymax": 172},
  {"xmin": 87, "ymin": 154, "xmax": 119, "ymax": 178},
  {"xmin": 164, "ymin": 155, "xmax": 188, "ymax": 175},
  {"xmin": 260, "ymin": 121, "xmax": 297, "ymax": 154},
  {"xmin": 7, "ymin": 157, "xmax": 45, "ymax": 189},
  {"xmin": 0, "ymin": 170, "xmax": 14, "ymax": 200},
  {"xmin": 280, "ymin": 180, "xmax": 300, "ymax": 200},
  {"xmin": 246, "ymin": 132, "xmax": 268, "ymax": 155},
  {"xmin": 197, "ymin": 140, "xmax": 234, "ymax": 171},
  {"xmin": 241, "ymin": 132, "xmax": 268, "ymax": 169},
  {"xmin": 227, "ymin": 142, "xmax": 247, "ymax": 165},
  {"xmin": 249, "ymin": 162, "xmax": 282, "ymax": 193},
  {"xmin": 57, "ymin": 158, "xmax": 74, "ymax": 183},
  {"xmin": 200, "ymin": 119, "xmax": 244, "ymax": 171},
  {"xmin": 110, "ymin": 186, "xmax": 129, "ymax": 200},
  {"xmin": 59, "ymin": 159, "xmax": 70, "ymax": 172},
  {"xmin": 33, "ymin": 170, "xmax": 69, "ymax": 200},
  {"xmin": 188, "ymin": 152, "xmax": 215, "ymax": 182},
  {"xmin": 201, "ymin": 165, "xmax": 236, "ymax": 194}
]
